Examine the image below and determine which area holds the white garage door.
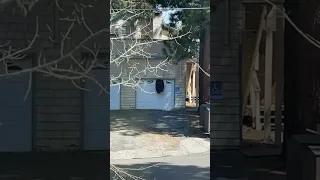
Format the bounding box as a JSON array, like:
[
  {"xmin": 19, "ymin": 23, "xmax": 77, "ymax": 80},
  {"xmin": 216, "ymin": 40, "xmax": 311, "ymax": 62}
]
[
  {"xmin": 136, "ymin": 79, "xmax": 175, "ymax": 110},
  {"xmin": 84, "ymin": 69, "xmax": 109, "ymax": 150},
  {"xmin": 110, "ymin": 80, "xmax": 121, "ymax": 110},
  {"xmin": 0, "ymin": 74, "xmax": 32, "ymax": 152}
]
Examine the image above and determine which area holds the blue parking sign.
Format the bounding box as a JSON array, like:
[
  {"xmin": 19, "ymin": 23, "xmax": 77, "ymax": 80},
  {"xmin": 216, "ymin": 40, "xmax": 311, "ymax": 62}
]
[
  {"xmin": 211, "ymin": 81, "xmax": 223, "ymax": 100},
  {"xmin": 175, "ymin": 87, "xmax": 180, "ymax": 94}
]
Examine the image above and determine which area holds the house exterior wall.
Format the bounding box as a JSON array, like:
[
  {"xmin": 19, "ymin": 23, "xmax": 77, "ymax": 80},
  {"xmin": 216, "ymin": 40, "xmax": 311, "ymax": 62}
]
[
  {"xmin": 110, "ymin": 40, "xmax": 186, "ymax": 110},
  {"xmin": 35, "ymin": 75, "xmax": 82, "ymax": 151},
  {"xmin": 0, "ymin": 0, "xmax": 109, "ymax": 151},
  {"xmin": 211, "ymin": 0, "xmax": 243, "ymax": 148}
]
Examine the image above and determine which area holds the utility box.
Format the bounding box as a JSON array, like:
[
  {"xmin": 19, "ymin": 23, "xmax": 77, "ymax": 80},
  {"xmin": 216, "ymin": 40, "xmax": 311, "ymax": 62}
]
[
  {"xmin": 200, "ymin": 104, "xmax": 210, "ymax": 126},
  {"xmin": 287, "ymin": 134, "xmax": 320, "ymax": 180},
  {"xmin": 200, "ymin": 104, "xmax": 210, "ymax": 133},
  {"xmin": 203, "ymin": 107, "xmax": 210, "ymax": 133},
  {"xmin": 302, "ymin": 145, "xmax": 320, "ymax": 180}
]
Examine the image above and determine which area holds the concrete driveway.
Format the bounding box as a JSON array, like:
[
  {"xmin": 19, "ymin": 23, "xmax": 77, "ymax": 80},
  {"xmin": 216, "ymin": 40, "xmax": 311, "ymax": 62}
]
[
  {"xmin": 111, "ymin": 153, "xmax": 210, "ymax": 180},
  {"xmin": 110, "ymin": 110, "xmax": 210, "ymax": 160},
  {"xmin": 110, "ymin": 110, "xmax": 189, "ymax": 136}
]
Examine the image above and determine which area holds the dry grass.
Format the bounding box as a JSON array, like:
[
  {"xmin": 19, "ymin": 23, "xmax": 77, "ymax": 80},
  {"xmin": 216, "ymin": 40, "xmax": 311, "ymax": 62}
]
[{"xmin": 137, "ymin": 133, "xmax": 181, "ymax": 150}]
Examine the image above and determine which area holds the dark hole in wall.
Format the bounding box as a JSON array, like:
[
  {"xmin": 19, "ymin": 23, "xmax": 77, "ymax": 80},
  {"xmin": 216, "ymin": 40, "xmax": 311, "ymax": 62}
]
[{"xmin": 7, "ymin": 62, "xmax": 22, "ymax": 71}]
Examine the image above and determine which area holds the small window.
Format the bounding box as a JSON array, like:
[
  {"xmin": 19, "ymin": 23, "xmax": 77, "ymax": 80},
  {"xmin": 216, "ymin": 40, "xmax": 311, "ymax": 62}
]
[
  {"xmin": 166, "ymin": 81, "xmax": 172, "ymax": 84},
  {"xmin": 147, "ymin": 80, "xmax": 153, "ymax": 84},
  {"xmin": 7, "ymin": 62, "xmax": 22, "ymax": 71}
]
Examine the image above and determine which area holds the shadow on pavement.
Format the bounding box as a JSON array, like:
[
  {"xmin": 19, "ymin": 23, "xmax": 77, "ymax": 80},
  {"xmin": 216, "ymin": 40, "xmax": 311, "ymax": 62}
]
[
  {"xmin": 110, "ymin": 110, "xmax": 190, "ymax": 137},
  {"xmin": 0, "ymin": 152, "xmax": 109, "ymax": 180},
  {"xmin": 211, "ymin": 150, "xmax": 286, "ymax": 180},
  {"xmin": 185, "ymin": 110, "xmax": 209, "ymax": 138},
  {"xmin": 110, "ymin": 163, "xmax": 210, "ymax": 180}
]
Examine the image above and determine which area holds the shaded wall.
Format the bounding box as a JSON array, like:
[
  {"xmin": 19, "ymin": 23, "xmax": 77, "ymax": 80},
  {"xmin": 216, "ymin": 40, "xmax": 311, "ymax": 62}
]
[
  {"xmin": 284, "ymin": 0, "xmax": 320, "ymax": 134},
  {"xmin": 211, "ymin": 0, "xmax": 243, "ymax": 148}
]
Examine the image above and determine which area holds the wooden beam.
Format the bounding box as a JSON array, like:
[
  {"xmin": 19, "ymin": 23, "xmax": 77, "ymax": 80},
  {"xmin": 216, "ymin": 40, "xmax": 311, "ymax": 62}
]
[
  {"xmin": 267, "ymin": 6, "xmax": 277, "ymax": 31},
  {"xmin": 254, "ymin": 52, "xmax": 260, "ymax": 71},
  {"xmin": 242, "ymin": 6, "xmax": 267, "ymax": 114},
  {"xmin": 264, "ymin": 14, "xmax": 276, "ymax": 142},
  {"xmin": 255, "ymin": 90, "xmax": 261, "ymax": 130},
  {"xmin": 195, "ymin": 65, "xmax": 199, "ymax": 107},
  {"xmin": 242, "ymin": 0, "xmax": 285, "ymax": 4},
  {"xmin": 250, "ymin": 84, "xmax": 256, "ymax": 122},
  {"xmin": 248, "ymin": 70, "xmax": 262, "ymax": 130},
  {"xmin": 252, "ymin": 71, "xmax": 262, "ymax": 130},
  {"xmin": 251, "ymin": 71, "xmax": 261, "ymax": 91},
  {"xmin": 192, "ymin": 65, "xmax": 196, "ymax": 98},
  {"xmin": 274, "ymin": 6, "xmax": 285, "ymax": 146},
  {"xmin": 261, "ymin": 82, "xmax": 276, "ymax": 104},
  {"xmin": 188, "ymin": 64, "xmax": 193, "ymax": 102}
]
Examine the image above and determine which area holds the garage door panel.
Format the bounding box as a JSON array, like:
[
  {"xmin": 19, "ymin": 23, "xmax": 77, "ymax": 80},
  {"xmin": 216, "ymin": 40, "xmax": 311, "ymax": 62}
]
[
  {"xmin": 85, "ymin": 93, "xmax": 108, "ymax": 102},
  {"xmin": 0, "ymin": 127, "xmax": 32, "ymax": 151},
  {"xmin": 0, "ymin": 75, "xmax": 28, "ymax": 82},
  {"xmin": 0, "ymin": 108, "xmax": 31, "ymax": 121},
  {"xmin": 84, "ymin": 69, "xmax": 111, "ymax": 150},
  {"xmin": 136, "ymin": 80, "xmax": 174, "ymax": 110},
  {"xmin": 85, "ymin": 97, "xmax": 108, "ymax": 104},
  {"xmin": 0, "ymin": 74, "xmax": 32, "ymax": 152},
  {"xmin": 85, "ymin": 106, "xmax": 110, "ymax": 114},
  {"xmin": 86, "ymin": 87, "xmax": 108, "ymax": 95},
  {"xmin": 85, "ymin": 111, "xmax": 109, "ymax": 129},
  {"xmin": 110, "ymin": 85, "xmax": 120, "ymax": 110},
  {"xmin": 86, "ymin": 125, "xmax": 109, "ymax": 130},
  {"xmin": 84, "ymin": 130, "xmax": 109, "ymax": 150},
  {"xmin": 0, "ymin": 88, "xmax": 30, "ymax": 103},
  {"xmin": 0, "ymin": 98, "xmax": 30, "ymax": 105}
]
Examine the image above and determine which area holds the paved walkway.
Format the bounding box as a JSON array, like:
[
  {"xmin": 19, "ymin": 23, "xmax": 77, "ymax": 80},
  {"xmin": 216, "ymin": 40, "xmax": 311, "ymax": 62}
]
[
  {"xmin": 110, "ymin": 110, "xmax": 210, "ymax": 160},
  {"xmin": 111, "ymin": 152, "xmax": 210, "ymax": 180},
  {"xmin": 111, "ymin": 136, "xmax": 210, "ymax": 159},
  {"xmin": 111, "ymin": 150, "xmax": 286, "ymax": 180},
  {"xmin": 211, "ymin": 150, "xmax": 286, "ymax": 180}
]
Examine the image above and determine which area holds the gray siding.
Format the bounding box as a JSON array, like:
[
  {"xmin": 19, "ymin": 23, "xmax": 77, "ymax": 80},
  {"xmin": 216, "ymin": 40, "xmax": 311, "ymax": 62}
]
[
  {"xmin": 211, "ymin": 0, "xmax": 243, "ymax": 148},
  {"xmin": 0, "ymin": 0, "xmax": 108, "ymax": 151},
  {"xmin": 83, "ymin": 69, "xmax": 110, "ymax": 150},
  {"xmin": 34, "ymin": 74, "xmax": 82, "ymax": 151}
]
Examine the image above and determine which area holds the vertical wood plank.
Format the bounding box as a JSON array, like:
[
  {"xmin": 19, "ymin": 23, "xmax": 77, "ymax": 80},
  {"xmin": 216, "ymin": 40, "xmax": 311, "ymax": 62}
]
[
  {"xmin": 255, "ymin": 90, "xmax": 261, "ymax": 130},
  {"xmin": 188, "ymin": 64, "xmax": 194, "ymax": 102},
  {"xmin": 275, "ymin": 6, "xmax": 285, "ymax": 145},
  {"xmin": 250, "ymin": 84, "xmax": 256, "ymax": 126},
  {"xmin": 264, "ymin": 18, "xmax": 274, "ymax": 142},
  {"xmin": 242, "ymin": 6, "xmax": 267, "ymax": 114}
]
